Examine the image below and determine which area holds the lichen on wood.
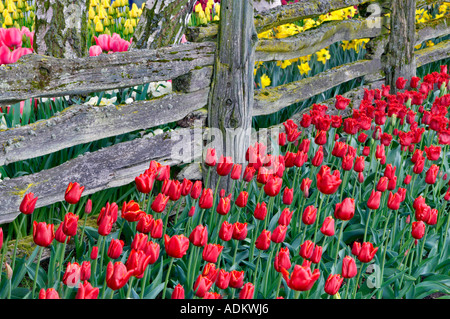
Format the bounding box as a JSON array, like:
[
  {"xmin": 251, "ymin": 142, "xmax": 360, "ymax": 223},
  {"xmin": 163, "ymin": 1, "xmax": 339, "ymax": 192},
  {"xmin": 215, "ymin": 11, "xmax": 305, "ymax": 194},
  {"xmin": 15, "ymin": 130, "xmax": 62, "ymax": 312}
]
[
  {"xmin": 34, "ymin": 0, "xmax": 91, "ymax": 58},
  {"xmin": 131, "ymin": 0, "xmax": 197, "ymax": 50}
]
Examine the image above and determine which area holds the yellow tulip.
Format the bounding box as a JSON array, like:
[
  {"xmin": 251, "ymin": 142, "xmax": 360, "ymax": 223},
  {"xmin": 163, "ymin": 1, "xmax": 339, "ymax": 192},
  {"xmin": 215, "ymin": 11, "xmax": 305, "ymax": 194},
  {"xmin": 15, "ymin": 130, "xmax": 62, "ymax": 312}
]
[
  {"xmin": 260, "ymin": 74, "xmax": 271, "ymax": 89},
  {"xmin": 95, "ymin": 20, "xmax": 104, "ymax": 33}
]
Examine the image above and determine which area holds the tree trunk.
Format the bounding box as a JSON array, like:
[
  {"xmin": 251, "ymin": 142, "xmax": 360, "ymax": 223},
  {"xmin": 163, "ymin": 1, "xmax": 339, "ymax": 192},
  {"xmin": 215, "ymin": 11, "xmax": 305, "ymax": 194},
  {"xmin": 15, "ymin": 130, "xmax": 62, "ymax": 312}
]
[
  {"xmin": 130, "ymin": 0, "xmax": 196, "ymax": 50},
  {"xmin": 34, "ymin": 0, "xmax": 90, "ymax": 58},
  {"xmin": 382, "ymin": 0, "xmax": 417, "ymax": 93},
  {"xmin": 205, "ymin": 0, "xmax": 258, "ymax": 191}
]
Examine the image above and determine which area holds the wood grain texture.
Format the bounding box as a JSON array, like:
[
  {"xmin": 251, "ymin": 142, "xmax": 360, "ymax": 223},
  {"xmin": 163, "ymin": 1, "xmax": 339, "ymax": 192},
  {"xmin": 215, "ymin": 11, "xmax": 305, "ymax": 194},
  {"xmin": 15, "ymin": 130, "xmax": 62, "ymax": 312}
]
[
  {"xmin": 253, "ymin": 59, "xmax": 381, "ymax": 116},
  {"xmin": 0, "ymin": 127, "xmax": 205, "ymax": 224},
  {"xmin": 0, "ymin": 88, "xmax": 210, "ymax": 166},
  {"xmin": 0, "ymin": 41, "xmax": 215, "ymax": 106}
]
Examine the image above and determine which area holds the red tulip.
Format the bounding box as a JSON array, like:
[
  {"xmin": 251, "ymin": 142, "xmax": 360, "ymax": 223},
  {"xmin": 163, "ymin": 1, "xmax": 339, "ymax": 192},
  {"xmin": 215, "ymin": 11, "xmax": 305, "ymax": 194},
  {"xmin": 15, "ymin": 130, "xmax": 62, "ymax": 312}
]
[
  {"xmin": 202, "ymin": 243, "xmax": 223, "ymax": 263},
  {"xmin": 357, "ymin": 242, "xmax": 378, "ymax": 263},
  {"xmin": 396, "ymin": 77, "xmax": 408, "ymax": 90},
  {"xmin": 151, "ymin": 193, "xmax": 170, "ymax": 213},
  {"xmin": 425, "ymin": 164, "xmax": 439, "ymax": 184},
  {"xmin": 75, "ymin": 281, "xmax": 99, "ymax": 299},
  {"xmin": 229, "ymin": 270, "xmax": 245, "ymax": 289},
  {"xmin": 199, "ymin": 188, "xmax": 214, "ymax": 209},
  {"xmin": 300, "ymin": 240, "xmax": 315, "ymax": 259},
  {"xmin": 107, "ymin": 238, "xmax": 125, "ymax": 259},
  {"xmin": 239, "ymin": 282, "xmax": 255, "ymax": 299},
  {"xmin": 424, "ymin": 145, "xmax": 441, "ymax": 161},
  {"xmin": 281, "ymin": 262, "xmax": 320, "ymax": 291},
  {"xmin": 367, "ymin": 190, "xmax": 382, "ymax": 210},
  {"xmin": 216, "ymin": 269, "xmax": 231, "ymax": 290},
  {"xmin": 150, "ymin": 218, "xmax": 163, "ymax": 239},
  {"xmin": 165, "ymin": 180, "xmax": 182, "ymax": 201},
  {"xmin": 135, "ymin": 173, "xmax": 154, "ymax": 194},
  {"xmin": 164, "ymin": 234, "xmax": 190, "ymax": 258},
  {"xmin": 311, "ymin": 146, "xmax": 324, "ymax": 167},
  {"xmin": 271, "ymin": 225, "xmax": 287, "ymax": 244},
  {"xmin": 387, "ymin": 192, "xmax": 401, "ymax": 211},
  {"xmin": 255, "ymin": 230, "xmax": 271, "ymax": 251},
  {"xmin": 317, "ymin": 166, "xmax": 342, "ymax": 195},
  {"xmin": 315, "ymin": 130, "xmax": 327, "ymax": 145},
  {"xmin": 131, "ymin": 233, "xmax": 149, "ymax": 251},
  {"xmin": 243, "ymin": 165, "xmax": 256, "ymax": 182},
  {"xmin": 354, "ymin": 156, "xmax": 365, "ymax": 173},
  {"xmin": 404, "ymin": 175, "xmax": 412, "ymax": 185},
  {"xmin": 324, "ymin": 274, "xmax": 344, "ymax": 295},
  {"xmin": 216, "ymin": 155, "xmax": 234, "ymax": 176},
  {"xmin": 136, "ymin": 214, "xmax": 154, "ymax": 234},
  {"xmin": 33, "ymin": 221, "xmax": 54, "ymax": 247},
  {"xmin": 19, "ymin": 193, "xmax": 38, "ymax": 215},
  {"xmin": 181, "ymin": 178, "xmax": 193, "ymax": 196},
  {"xmin": 39, "ymin": 288, "xmax": 60, "ymax": 299},
  {"xmin": 62, "ymin": 262, "xmax": 81, "ymax": 288},
  {"xmin": 219, "ymin": 221, "xmax": 233, "ymax": 241},
  {"xmin": 202, "ymin": 263, "xmax": 219, "ymax": 282},
  {"xmin": 65, "ymin": 182, "xmax": 85, "ymax": 204},
  {"xmin": 274, "ymin": 247, "xmax": 292, "ymax": 272},
  {"xmin": 342, "ymin": 256, "xmax": 357, "ymax": 278},
  {"xmin": 264, "ymin": 175, "xmax": 283, "ymax": 197},
  {"xmin": 300, "ymin": 178, "xmax": 313, "ymax": 198},
  {"xmin": 334, "ymin": 198, "xmax": 355, "ymax": 221},
  {"xmin": 232, "ymin": 222, "xmax": 248, "ymax": 241},
  {"xmin": 351, "ymin": 242, "xmax": 361, "ymax": 256},
  {"xmin": 106, "ymin": 261, "xmax": 134, "ymax": 290},
  {"xmin": 376, "ymin": 176, "xmax": 389, "ymax": 192},
  {"xmin": 311, "ymin": 245, "xmax": 322, "ymax": 264},
  {"xmin": 190, "ymin": 181, "xmax": 202, "ymax": 199},
  {"xmin": 335, "ymin": 95, "xmax": 350, "ymax": 110},
  {"xmin": 205, "ymin": 148, "xmax": 217, "ymax": 166},
  {"xmin": 193, "ymin": 275, "xmax": 213, "ymax": 298},
  {"xmin": 90, "ymin": 246, "xmax": 98, "ymax": 260},
  {"xmin": 278, "ymin": 208, "xmax": 293, "ymax": 226},
  {"xmin": 283, "ymin": 187, "xmax": 294, "ymax": 205},
  {"xmin": 302, "ymin": 205, "xmax": 317, "ymax": 225},
  {"xmin": 189, "ymin": 224, "xmax": 208, "ymax": 247},
  {"xmin": 279, "ymin": 132, "xmax": 287, "ymax": 146},
  {"xmin": 55, "ymin": 222, "xmax": 70, "ymax": 244},
  {"xmin": 253, "ymin": 202, "xmax": 268, "ymax": 221},
  {"xmin": 80, "ymin": 261, "xmax": 91, "ymax": 282},
  {"xmin": 172, "ymin": 284, "xmax": 185, "ymax": 299},
  {"xmin": 411, "ymin": 221, "xmax": 426, "ymax": 239},
  {"xmin": 231, "ymin": 164, "xmax": 242, "ymax": 180},
  {"xmin": 126, "ymin": 249, "xmax": 153, "ymax": 279},
  {"xmin": 235, "ymin": 191, "xmax": 249, "ymax": 208},
  {"xmin": 97, "ymin": 202, "xmax": 118, "ymax": 236},
  {"xmin": 320, "ymin": 216, "xmax": 335, "ymax": 236}
]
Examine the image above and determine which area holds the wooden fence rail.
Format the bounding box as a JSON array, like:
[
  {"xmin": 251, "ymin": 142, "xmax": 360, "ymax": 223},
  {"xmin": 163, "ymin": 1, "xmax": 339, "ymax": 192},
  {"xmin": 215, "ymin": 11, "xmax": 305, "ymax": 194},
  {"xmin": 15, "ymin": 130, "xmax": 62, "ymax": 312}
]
[{"xmin": 0, "ymin": 0, "xmax": 449, "ymax": 223}]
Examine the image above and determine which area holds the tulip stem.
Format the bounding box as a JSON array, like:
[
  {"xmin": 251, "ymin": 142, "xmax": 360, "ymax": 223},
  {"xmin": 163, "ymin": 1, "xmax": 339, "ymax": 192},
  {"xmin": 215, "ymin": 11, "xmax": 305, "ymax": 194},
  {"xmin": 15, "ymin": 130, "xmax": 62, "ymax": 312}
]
[
  {"xmin": 275, "ymin": 272, "xmax": 283, "ymax": 298},
  {"xmin": 418, "ymin": 227, "xmax": 428, "ymax": 266},
  {"xmin": 126, "ymin": 277, "xmax": 135, "ymax": 299},
  {"xmin": 312, "ymin": 194, "xmax": 325, "ymax": 244},
  {"xmin": 140, "ymin": 264, "xmax": 152, "ymax": 299},
  {"xmin": 248, "ymin": 220, "xmax": 260, "ymax": 265},
  {"xmin": 333, "ymin": 220, "xmax": 346, "ymax": 270},
  {"xmin": 109, "ymin": 289, "xmax": 115, "ymax": 299},
  {"xmin": 352, "ymin": 263, "xmax": 364, "ymax": 299},
  {"xmin": 263, "ymin": 245, "xmax": 276, "ymax": 297},
  {"xmin": 31, "ymin": 246, "xmax": 44, "ymax": 299},
  {"xmin": 440, "ymin": 201, "xmax": 450, "ymax": 261},
  {"xmin": 232, "ymin": 240, "xmax": 239, "ymax": 267},
  {"xmin": 92, "ymin": 236, "xmax": 103, "ymax": 287},
  {"xmin": 58, "ymin": 236, "xmax": 69, "ymax": 286},
  {"xmin": 162, "ymin": 257, "xmax": 175, "ymax": 300},
  {"xmin": 344, "ymin": 278, "xmax": 351, "ymax": 299},
  {"xmin": 363, "ymin": 210, "xmax": 372, "ymax": 243},
  {"xmin": 11, "ymin": 215, "xmax": 26, "ymax": 270},
  {"xmin": 163, "ymin": 202, "xmax": 174, "ymax": 237},
  {"xmin": 252, "ymin": 250, "xmax": 262, "ymax": 285},
  {"xmin": 377, "ymin": 227, "xmax": 392, "ymax": 299}
]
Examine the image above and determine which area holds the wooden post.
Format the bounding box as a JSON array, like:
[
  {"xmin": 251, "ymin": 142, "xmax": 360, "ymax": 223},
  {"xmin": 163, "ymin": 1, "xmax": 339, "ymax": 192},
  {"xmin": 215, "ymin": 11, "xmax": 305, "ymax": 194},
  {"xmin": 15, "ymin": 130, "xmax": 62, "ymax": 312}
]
[
  {"xmin": 205, "ymin": 0, "xmax": 258, "ymax": 191},
  {"xmin": 130, "ymin": 0, "xmax": 197, "ymax": 50},
  {"xmin": 381, "ymin": 0, "xmax": 417, "ymax": 93},
  {"xmin": 34, "ymin": 0, "xmax": 91, "ymax": 58}
]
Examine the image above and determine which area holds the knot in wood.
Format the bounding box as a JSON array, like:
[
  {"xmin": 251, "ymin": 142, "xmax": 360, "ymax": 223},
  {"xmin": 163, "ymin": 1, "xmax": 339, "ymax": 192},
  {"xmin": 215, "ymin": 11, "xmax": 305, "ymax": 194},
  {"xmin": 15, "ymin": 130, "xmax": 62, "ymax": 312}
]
[{"xmin": 226, "ymin": 98, "xmax": 233, "ymax": 106}]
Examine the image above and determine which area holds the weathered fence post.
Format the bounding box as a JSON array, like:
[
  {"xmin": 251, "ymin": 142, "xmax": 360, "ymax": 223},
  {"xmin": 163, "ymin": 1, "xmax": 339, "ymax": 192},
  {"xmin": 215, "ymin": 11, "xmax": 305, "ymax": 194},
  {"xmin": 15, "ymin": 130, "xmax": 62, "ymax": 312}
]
[
  {"xmin": 205, "ymin": 0, "xmax": 258, "ymax": 191},
  {"xmin": 381, "ymin": 0, "xmax": 417, "ymax": 93},
  {"xmin": 130, "ymin": 0, "xmax": 196, "ymax": 50},
  {"xmin": 34, "ymin": 0, "xmax": 91, "ymax": 58}
]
